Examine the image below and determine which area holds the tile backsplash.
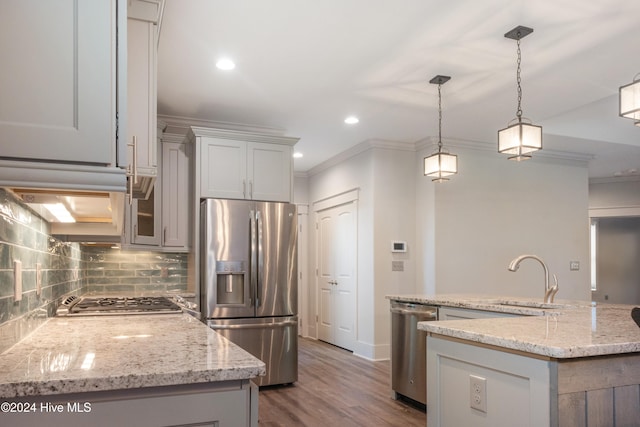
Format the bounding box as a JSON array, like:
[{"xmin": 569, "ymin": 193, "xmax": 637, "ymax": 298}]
[
  {"xmin": 0, "ymin": 188, "xmax": 189, "ymax": 353},
  {"xmin": 0, "ymin": 188, "xmax": 83, "ymax": 352},
  {"xmin": 83, "ymin": 246, "xmax": 187, "ymax": 294}
]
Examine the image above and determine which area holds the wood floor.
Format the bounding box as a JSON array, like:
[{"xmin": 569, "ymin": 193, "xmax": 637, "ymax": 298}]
[{"xmin": 258, "ymin": 337, "xmax": 426, "ymax": 426}]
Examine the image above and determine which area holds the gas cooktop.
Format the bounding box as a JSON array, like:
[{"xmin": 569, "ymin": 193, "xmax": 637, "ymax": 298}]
[{"xmin": 56, "ymin": 296, "xmax": 183, "ymax": 316}]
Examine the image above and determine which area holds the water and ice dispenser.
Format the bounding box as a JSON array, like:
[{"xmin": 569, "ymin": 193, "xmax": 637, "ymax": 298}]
[{"xmin": 215, "ymin": 261, "xmax": 245, "ymax": 305}]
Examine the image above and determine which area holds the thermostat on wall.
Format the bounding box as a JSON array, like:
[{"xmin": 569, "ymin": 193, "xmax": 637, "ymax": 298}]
[{"xmin": 391, "ymin": 241, "xmax": 407, "ymax": 253}]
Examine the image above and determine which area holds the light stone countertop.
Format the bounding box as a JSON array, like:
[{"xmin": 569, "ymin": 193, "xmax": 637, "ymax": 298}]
[
  {"xmin": 0, "ymin": 313, "xmax": 266, "ymax": 398},
  {"xmin": 386, "ymin": 294, "xmax": 640, "ymax": 359}
]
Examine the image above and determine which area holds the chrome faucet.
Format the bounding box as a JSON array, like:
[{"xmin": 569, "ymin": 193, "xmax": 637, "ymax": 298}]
[{"xmin": 508, "ymin": 254, "xmax": 559, "ymax": 304}]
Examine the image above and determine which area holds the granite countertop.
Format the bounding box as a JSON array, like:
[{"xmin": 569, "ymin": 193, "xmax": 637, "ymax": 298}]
[
  {"xmin": 0, "ymin": 313, "xmax": 266, "ymax": 398},
  {"xmin": 386, "ymin": 294, "xmax": 640, "ymax": 359}
]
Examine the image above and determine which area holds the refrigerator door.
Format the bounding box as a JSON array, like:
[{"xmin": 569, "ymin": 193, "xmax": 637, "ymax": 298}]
[
  {"xmin": 208, "ymin": 316, "xmax": 298, "ymax": 386},
  {"xmin": 255, "ymin": 202, "xmax": 298, "ymax": 318},
  {"xmin": 201, "ymin": 199, "xmax": 255, "ymax": 319}
]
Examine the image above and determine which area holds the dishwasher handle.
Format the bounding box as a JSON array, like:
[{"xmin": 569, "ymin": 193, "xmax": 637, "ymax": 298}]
[{"xmin": 390, "ymin": 307, "xmax": 437, "ymax": 318}]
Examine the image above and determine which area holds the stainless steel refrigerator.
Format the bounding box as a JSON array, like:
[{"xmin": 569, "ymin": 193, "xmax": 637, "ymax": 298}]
[{"xmin": 200, "ymin": 198, "xmax": 298, "ymax": 386}]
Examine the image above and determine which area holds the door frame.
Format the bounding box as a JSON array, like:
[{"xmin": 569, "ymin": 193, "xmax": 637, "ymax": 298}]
[
  {"xmin": 297, "ymin": 203, "xmax": 309, "ymax": 337},
  {"xmin": 311, "ymin": 188, "xmax": 359, "ymax": 343}
]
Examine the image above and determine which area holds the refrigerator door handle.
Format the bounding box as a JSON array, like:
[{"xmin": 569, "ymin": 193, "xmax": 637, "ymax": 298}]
[
  {"xmin": 209, "ymin": 318, "xmax": 298, "ymax": 330},
  {"xmin": 256, "ymin": 209, "xmax": 264, "ymax": 308},
  {"xmin": 250, "ymin": 209, "xmax": 257, "ymax": 307}
]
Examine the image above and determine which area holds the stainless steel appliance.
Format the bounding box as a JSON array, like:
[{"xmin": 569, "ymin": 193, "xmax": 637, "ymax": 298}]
[
  {"xmin": 391, "ymin": 300, "xmax": 437, "ymax": 407},
  {"xmin": 56, "ymin": 296, "xmax": 183, "ymax": 316},
  {"xmin": 201, "ymin": 198, "xmax": 298, "ymax": 387}
]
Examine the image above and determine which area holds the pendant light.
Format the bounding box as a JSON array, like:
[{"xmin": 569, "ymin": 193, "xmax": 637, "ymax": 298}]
[
  {"xmin": 498, "ymin": 26, "xmax": 542, "ymax": 161},
  {"xmin": 424, "ymin": 75, "xmax": 457, "ymax": 182},
  {"xmin": 619, "ymin": 73, "xmax": 640, "ymax": 125}
]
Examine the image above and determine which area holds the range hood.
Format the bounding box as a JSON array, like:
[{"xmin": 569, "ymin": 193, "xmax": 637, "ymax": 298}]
[{"xmin": 13, "ymin": 189, "xmax": 125, "ymax": 238}]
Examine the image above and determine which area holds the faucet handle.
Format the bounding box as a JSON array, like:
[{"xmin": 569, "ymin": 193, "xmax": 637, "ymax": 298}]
[{"xmin": 549, "ymin": 274, "xmax": 559, "ymax": 303}]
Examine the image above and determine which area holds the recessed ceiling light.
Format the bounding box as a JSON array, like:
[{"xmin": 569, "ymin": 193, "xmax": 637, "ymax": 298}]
[
  {"xmin": 293, "ymin": 152, "xmax": 303, "ymax": 158},
  {"xmin": 216, "ymin": 58, "xmax": 236, "ymax": 71},
  {"xmin": 344, "ymin": 116, "xmax": 359, "ymax": 124}
]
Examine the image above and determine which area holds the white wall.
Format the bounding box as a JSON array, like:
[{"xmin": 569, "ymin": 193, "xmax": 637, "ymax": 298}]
[
  {"xmin": 427, "ymin": 145, "xmax": 591, "ymax": 301},
  {"xmin": 306, "ymin": 140, "xmax": 592, "ymax": 361},
  {"xmin": 589, "ymin": 178, "xmax": 640, "ymax": 217},
  {"xmin": 371, "ymin": 147, "xmax": 417, "ymax": 354},
  {"xmin": 308, "ymin": 148, "xmax": 375, "ymax": 357}
]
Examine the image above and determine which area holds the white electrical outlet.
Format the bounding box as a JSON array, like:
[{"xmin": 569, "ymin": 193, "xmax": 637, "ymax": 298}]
[
  {"xmin": 14, "ymin": 260, "xmax": 23, "ymax": 302},
  {"xmin": 470, "ymin": 375, "xmax": 487, "ymax": 413}
]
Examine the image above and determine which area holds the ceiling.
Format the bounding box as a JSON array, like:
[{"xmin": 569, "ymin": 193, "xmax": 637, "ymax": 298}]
[{"xmin": 157, "ymin": 0, "xmax": 640, "ymax": 178}]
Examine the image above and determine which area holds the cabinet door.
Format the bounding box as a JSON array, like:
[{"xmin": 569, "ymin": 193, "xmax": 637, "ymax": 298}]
[
  {"xmin": 162, "ymin": 142, "xmax": 189, "ymax": 248},
  {"xmin": 200, "ymin": 138, "xmax": 247, "ymax": 199},
  {"xmin": 248, "ymin": 142, "xmax": 292, "ymax": 202},
  {"xmin": 0, "ymin": 0, "xmax": 117, "ymax": 164},
  {"xmin": 131, "ymin": 183, "xmax": 161, "ymax": 245},
  {"xmin": 127, "ymin": 11, "xmax": 158, "ymax": 176}
]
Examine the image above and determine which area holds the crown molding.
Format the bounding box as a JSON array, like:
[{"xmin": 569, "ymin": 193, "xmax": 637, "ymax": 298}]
[
  {"xmin": 308, "ymin": 139, "xmax": 416, "ymax": 177},
  {"xmin": 157, "ymin": 114, "xmax": 286, "ymax": 137}
]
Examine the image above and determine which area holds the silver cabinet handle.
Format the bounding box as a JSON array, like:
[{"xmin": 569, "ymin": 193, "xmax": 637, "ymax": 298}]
[
  {"xmin": 249, "ymin": 180, "xmax": 253, "ymax": 199},
  {"xmin": 243, "ymin": 180, "xmax": 246, "ymax": 198},
  {"xmin": 127, "ymin": 136, "xmax": 138, "ymax": 183},
  {"xmin": 126, "ymin": 136, "xmax": 138, "ymax": 204},
  {"xmin": 163, "ymin": 226, "xmax": 167, "ymax": 243},
  {"xmin": 128, "ymin": 172, "xmax": 133, "ymax": 205}
]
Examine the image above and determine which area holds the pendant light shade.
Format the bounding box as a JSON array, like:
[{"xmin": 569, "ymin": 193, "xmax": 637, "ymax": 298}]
[
  {"xmin": 498, "ymin": 26, "xmax": 542, "ymax": 161},
  {"xmin": 424, "ymin": 75, "xmax": 457, "ymax": 182},
  {"xmin": 498, "ymin": 119, "xmax": 542, "ymax": 161},
  {"xmin": 424, "ymin": 151, "xmax": 457, "ymax": 181},
  {"xmin": 620, "ymin": 74, "xmax": 640, "ymax": 123}
]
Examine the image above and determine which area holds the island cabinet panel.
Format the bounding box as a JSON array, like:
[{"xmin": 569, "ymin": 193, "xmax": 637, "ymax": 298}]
[
  {"xmin": 556, "ymin": 355, "xmax": 640, "ymax": 427},
  {"xmin": 427, "ymin": 335, "xmax": 552, "ymax": 427},
  {"xmin": 428, "ymin": 335, "xmax": 640, "ymax": 427}
]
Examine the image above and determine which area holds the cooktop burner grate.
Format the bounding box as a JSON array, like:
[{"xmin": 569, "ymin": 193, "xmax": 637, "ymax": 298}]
[{"xmin": 61, "ymin": 296, "xmax": 182, "ymax": 315}]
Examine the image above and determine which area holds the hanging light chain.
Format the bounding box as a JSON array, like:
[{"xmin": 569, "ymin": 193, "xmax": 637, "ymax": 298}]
[
  {"xmin": 437, "ymin": 82, "xmax": 443, "ymax": 151},
  {"xmin": 516, "ymin": 36, "xmax": 523, "ymax": 119}
]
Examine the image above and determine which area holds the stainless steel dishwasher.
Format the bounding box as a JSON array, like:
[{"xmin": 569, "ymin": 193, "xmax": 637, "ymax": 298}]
[{"xmin": 390, "ymin": 300, "xmax": 437, "ymax": 407}]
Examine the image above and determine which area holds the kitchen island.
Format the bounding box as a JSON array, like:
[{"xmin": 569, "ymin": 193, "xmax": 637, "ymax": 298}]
[
  {"xmin": 388, "ymin": 295, "xmax": 640, "ymax": 427},
  {"xmin": 0, "ymin": 313, "xmax": 265, "ymax": 427}
]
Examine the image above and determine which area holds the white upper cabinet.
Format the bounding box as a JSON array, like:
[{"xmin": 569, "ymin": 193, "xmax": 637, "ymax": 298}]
[
  {"xmin": 248, "ymin": 143, "xmax": 293, "ymax": 202},
  {"xmin": 127, "ymin": 0, "xmax": 164, "ymax": 199},
  {"xmin": 161, "ymin": 136, "xmax": 190, "ymax": 249},
  {"xmin": 200, "ymin": 138, "xmax": 247, "ymax": 200},
  {"xmin": 190, "ymin": 127, "xmax": 298, "ymax": 203},
  {"xmin": 0, "ymin": 0, "xmax": 126, "ymax": 191}
]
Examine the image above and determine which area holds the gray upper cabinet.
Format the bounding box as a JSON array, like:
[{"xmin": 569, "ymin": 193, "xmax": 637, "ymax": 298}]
[
  {"xmin": 161, "ymin": 135, "xmax": 190, "ymax": 249},
  {"xmin": 190, "ymin": 127, "xmax": 298, "ymax": 203},
  {"xmin": 0, "ymin": 0, "xmax": 127, "ymax": 192},
  {"xmin": 127, "ymin": 0, "xmax": 164, "ymax": 199}
]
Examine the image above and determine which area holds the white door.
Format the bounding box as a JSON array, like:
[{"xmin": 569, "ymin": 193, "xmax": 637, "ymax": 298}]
[{"xmin": 316, "ymin": 201, "xmax": 357, "ymax": 350}]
